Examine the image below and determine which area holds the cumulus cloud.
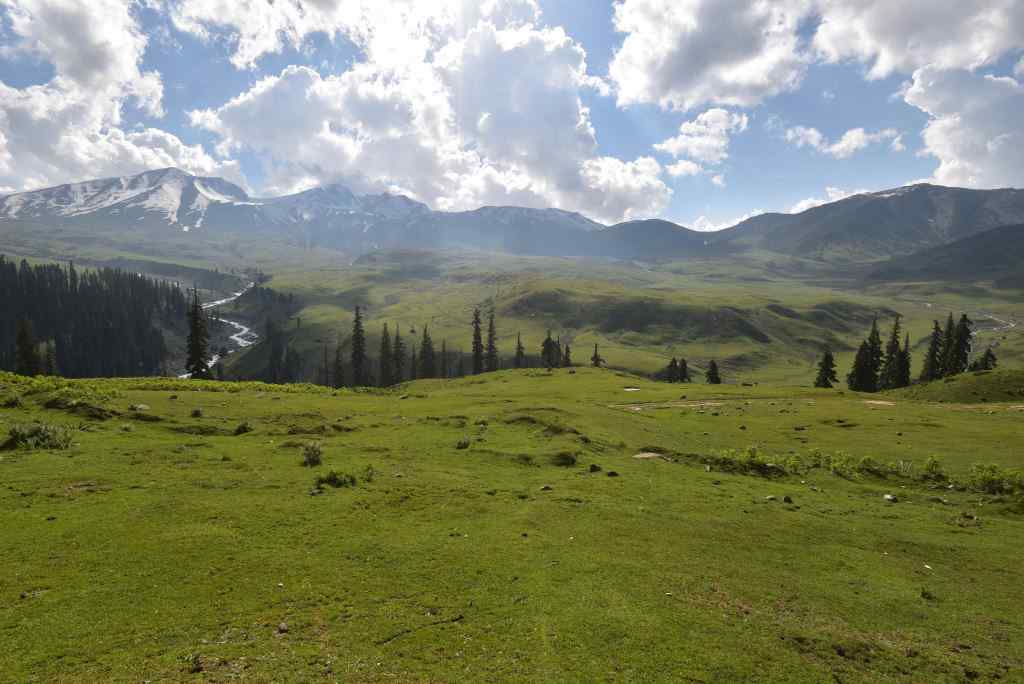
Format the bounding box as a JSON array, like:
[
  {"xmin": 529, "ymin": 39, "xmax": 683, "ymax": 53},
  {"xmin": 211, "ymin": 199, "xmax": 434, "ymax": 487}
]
[
  {"xmin": 190, "ymin": 15, "xmax": 669, "ymax": 222},
  {"xmin": 655, "ymin": 109, "xmax": 748, "ymax": 164},
  {"xmin": 784, "ymin": 125, "xmax": 899, "ymax": 159},
  {"xmin": 0, "ymin": 0, "xmax": 240, "ymax": 191},
  {"xmin": 904, "ymin": 66, "xmax": 1024, "ymax": 188},
  {"xmin": 788, "ymin": 186, "xmax": 867, "ymax": 213},
  {"xmin": 813, "ymin": 0, "xmax": 1024, "ymax": 79},
  {"xmin": 609, "ymin": 0, "xmax": 812, "ymax": 111}
]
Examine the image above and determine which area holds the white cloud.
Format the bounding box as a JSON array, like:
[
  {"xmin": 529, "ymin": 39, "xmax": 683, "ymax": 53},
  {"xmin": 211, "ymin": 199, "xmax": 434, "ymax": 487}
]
[
  {"xmin": 710, "ymin": 174, "xmax": 726, "ymax": 188},
  {"xmin": 813, "ymin": 0, "xmax": 1024, "ymax": 79},
  {"xmin": 190, "ymin": 16, "xmax": 669, "ymax": 222},
  {"xmin": 609, "ymin": 0, "xmax": 812, "ymax": 111},
  {"xmin": 890, "ymin": 134, "xmax": 905, "ymax": 152},
  {"xmin": 655, "ymin": 109, "xmax": 748, "ymax": 164},
  {"xmin": 904, "ymin": 66, "xmax": 1024, "ymax": 188},
  {"xmin": 784, "ymin": 125, "xmax": 899, "ymax": 159},
  {"xmin": 788, "ymin": 186, "xmax": 867, "ymax": 213},
  {"xmin": 666, "ymin": 160, "xmax": 702, "ymax": 177},
  {"xmin": 0, "ymin": 0, "xmax": 240, "ymax": 192}
]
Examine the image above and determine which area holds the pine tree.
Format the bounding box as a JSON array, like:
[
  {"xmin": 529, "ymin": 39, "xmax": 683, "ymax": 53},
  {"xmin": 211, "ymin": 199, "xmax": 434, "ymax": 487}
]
[
  {"xmin": 419, "ymin": 326, "xmax": 436, "ymax": 378},
  {"xmin": 679, "ymin": 358, "xmax": 691, "ymax": 382},
  {"xmin": 878, "ymin": 315, "xmax": 903, "ymax": 390},
  {"xmin": 332, "ymin": 336, "xmax": 345, "ymax": 388},
  {"xmin": 471, "ymin": 308, "xmax": 484, "ymax": 375},
  {"xmin": 814, "ymin": 348, "xmax": 838, "ymax": 388},
  {"xmin": 392, "ymin": 326, "xmax": 405, "ymax": 383},
  {"xmin": 562, "ymin": 342, "xmax": 572, "ymax": 367},
  {"xmin": 485, "ymin": 312, "xmax": 499, "ymax": 372},
  {"xmin": 920, "ymin": 320, "xmax": 943, "ymax": 382},
  {"xmin": 969, "ymin": 348, "xmax": 998, "ymax": 371},
  {"xmin": 705, "ymin": 360, "xmax": 722, "ymax": 384},
  {"xmin": 186, "ymin": 288, "xmax": 211, "ymax": 379},
  {"xmin": 939, "ymin": 312, "xmax": 956, "ymax": 376},
  {"xmin": 591, "ymin": 343, "xmax": 603, "ymax": 368},
  {"xmin": 514, "ymin": 333, "xmax": 526, "ymax": 368},
  {"xmin": 949, "ymin": 314, "xmax": 973, "ymax": 376},
  {"xmin": 666, "ymin": 357, "xmax": 680, "ymax": 383},
  {"xmin": 846, "ymin": 340, "xmax": 877, "ymax": 392},
  {"xmin": 440, "ymin": 339, "xmax": 448, "ymax": 378},
  {"xmin": 350, "ymin": 306, "xmax": 368, "ymax": 386},
  {"xmin": 897, "ymin": 333, "xmax": 912, "ymax": 388},
  {"xmin": 541, "ymin": 330, "xmax": 559, "ymax": 368},
  {"xmin": 14, "ymin": 318, "xmax": 39, "ymax": 376},
  {"xmin": 866, "ymin": 317, "xmax": 883, "ymax": 382},
  {"xmin": 378, "ymin": 323, "xmax": 393, "ymax": 387},
  {"xmin": 409, "ymin": 347, "xmax": 418, "ymax": 380}
]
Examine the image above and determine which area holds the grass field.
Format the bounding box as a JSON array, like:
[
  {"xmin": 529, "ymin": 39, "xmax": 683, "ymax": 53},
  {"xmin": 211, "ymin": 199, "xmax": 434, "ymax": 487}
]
[{"xmin": 2, "ymin": 368, "xmax": 1023, "ymax": 681}]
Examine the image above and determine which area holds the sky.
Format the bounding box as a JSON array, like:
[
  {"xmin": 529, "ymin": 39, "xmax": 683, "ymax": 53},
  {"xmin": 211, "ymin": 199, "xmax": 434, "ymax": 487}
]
[{"xmin": 0, "ymin": 1, "xmax": 1022, "ymax": 230}]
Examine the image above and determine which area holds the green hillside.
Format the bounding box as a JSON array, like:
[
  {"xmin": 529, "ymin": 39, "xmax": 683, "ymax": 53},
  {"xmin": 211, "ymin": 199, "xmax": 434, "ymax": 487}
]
[
  {"xmin": 2, "ymin": 369, "xmax": 1023, "ymax": 681},
  {"xmin": 889, "ymin": 369, "xmax": 1024, "ymax": 403}
]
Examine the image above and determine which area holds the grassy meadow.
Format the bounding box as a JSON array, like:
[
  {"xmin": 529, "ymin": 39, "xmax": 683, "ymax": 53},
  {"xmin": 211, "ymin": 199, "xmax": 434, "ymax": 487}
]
[{"xmin": 2, "ymin": 368, "xmax": 1023, "ymax": 681}]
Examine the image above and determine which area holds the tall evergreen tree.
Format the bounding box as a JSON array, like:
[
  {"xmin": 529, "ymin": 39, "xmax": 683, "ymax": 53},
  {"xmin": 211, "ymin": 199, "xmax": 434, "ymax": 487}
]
[
  {"xmin": 949, "ymin": 314, "xmax": 973, "ymax": 376},
  {"xmin": 897, "ymin": 333, "xmax": 912, "ymax": 388},
  {"xmin": 679, "ymin": 358, "xmax": 691, "ymax": 382},
  {"xmin": 970, "ymin": 348, "xmax": 998, "ymax": 371},
  {"xmin": 485, "ymin": 312, "xmax": 499, "ymax": 372},
  {"xmin": 471, "ymin": 308, "xmax": 484, "ymax": 375},
  {"xmin": 591, "ymin": 343, "xmax": 603, "ymax": 368},
  {"xmin": 541, "ymin": 330, "xmax": 559, "ymax": 368},
  {"xmin": 332, "ymin": 336, "xmax": 345, "ymax": 388},
  {"xmin": 814, "ymin": 348, "xmax": 838, "ymax": 388},
  {"xmin": 514, "ymin": 333, "xmax": 526, "ymax": 368},
  {"xmin": 562, "ymin": 342, "xmax": 572, "ymax": 367},
  {"xmin": 666, "ymin": 357, "xmax": 680, "ymax": 383},
  {"xmin": 186, "ymin": 288, "xmax": 211, "ymax": 379},
  {"xmin": 878, "ymin": 315, "xmax": 903, "ymax": 390},
  {"xmin": 920, "ymin": 320, "xmax": 943, "ymax": 382},
  {"xmin": 378, "ymin": 323, "xmax": 393, "ymax": 387},
  {"xmin": 392, "ymin": 326, "xmax": 405, "ymax": 383},
  {"xmin": 419, "ymin": 326, "xmax": 436, "ymax": 378},
  {"xmin": 705, "ymin": 360, "xmax": 722, "ymax": 384},
  {"xmin": 14, "ymin": 318, "xmax": 39, "ymax": 376},
  {"xmin": 939, "ymin": 312, "xmax": 956, "ymax": 376},
  {"xmin": 350, "ymin": 306, "xmax": 368, "ymax": 386},
  {"xmin": 866, "ymin": 317, "xmax": 883, "ymax": 382},
  {"xmin": 846, "ymin": 341, "xmax": 877, "ymax": 392}
]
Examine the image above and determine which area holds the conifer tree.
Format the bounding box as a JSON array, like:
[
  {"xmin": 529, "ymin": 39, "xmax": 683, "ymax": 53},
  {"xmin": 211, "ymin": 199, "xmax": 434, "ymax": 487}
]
[
  {"xmin": 471, "ymin": 308, "xmax": 484, "ymax": 375},
  {"xmin": 949, "ymin": 314, "xmax": 973, "ymax": 376},
  {"xmin": 514, "ymin": 333, "xmax": 526, "ymax": 368},
  {"xmin": 186, "ymin": 288, "xmax": 211, "ymax": 379},
  {"xmin": 667, "ymin": 357, "xmax": 680, "ymax": 382},
  {"xmin": 897, "ymin": 333, "xmax": 912, "ymax": 388},
  {"xmin": 814, "ymin": 348, "xmax": 838, "ymax": 388},
  {"xmin": 392, "ymin": 326, "xmax": 405, "ymax": 383},
  {"xmin": 419, "ymin": 326, "xmax": 436, "ymax": 378},
  {"xmin": 879, "ymin": 315, "xmax": 903, "ymax": 390},
  {"xmin": 939, "ymin": 312, "xmax": 956, "ymax": 376},
  {"xmin": 679, "ymin": 358, "xmax": 691, "ymax": 383},
  {"xmin": 920, "ymin": 320, "xmax": 943, "ymax": 382},
  {"xmin": 591, "ymin": 343, "xmax": 603, "ymax": 368},
  {"xmin": 846, "ymin": 341, "xmax": 877, "ymax": 392},
  {"xmin": 541, "ymin": 330, "xmax": 559, "ymax": 368},
  {"xmin": 378, "ymin": 323, "xmax": 393, "ymax": 387},
  {"xmin": 705, "ymin": 360, "xmax": 722, "ymax": 384},
  {"xmin": 866, "ymin": 317, "xmax": 883, "ymax": 382},
  {"xmin": 332, "ymin": 336, "xmax": 345, "ymax": 388},
  {"xmin": 562, "ymin": 342, "xmax": 572, "ymax": 367},
  {"xmin": 440, "ymin": 339, "xmax": 448, "ymax": 378},
  {"xmin": 350, "ymin": 306, "xmax": 368, "ymax": 386},
  {"xmin": 485, "ymin": 312, "xmax": 499, "ymax": 372},
  {"xmin": 409, "ymin": 347, "xmax": 418, "ymax": 380},
  {"xmin": 969, "ymin": 348, "xmax": 998, "ymax": 371},
  {"xmin": 14, "ymin": 318, "xmax": 39, "ymax": 376}
]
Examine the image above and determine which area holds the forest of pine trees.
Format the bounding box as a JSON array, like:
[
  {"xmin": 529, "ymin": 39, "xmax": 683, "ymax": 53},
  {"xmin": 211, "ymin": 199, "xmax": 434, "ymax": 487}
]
[{"xmin": 1, "ymin": 256, "xmax": 186, "ymax": 377}]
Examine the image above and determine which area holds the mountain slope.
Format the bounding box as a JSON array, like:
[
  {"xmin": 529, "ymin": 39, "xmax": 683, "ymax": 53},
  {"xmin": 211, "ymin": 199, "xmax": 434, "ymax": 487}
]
[{"xmin": 713, "ymin": 184, "xmax": 1024, "ymax": 259}]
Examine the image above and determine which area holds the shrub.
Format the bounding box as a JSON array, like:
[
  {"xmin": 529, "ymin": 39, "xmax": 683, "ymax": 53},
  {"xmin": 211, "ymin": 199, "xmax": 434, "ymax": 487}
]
[
  {"xmin": 5, "ymin": 423, "xmax": 73, "ymax": 450},
  {"xmin": 361, "ymin": 465, "xmax": 377, "ymax": 483},
  {"xmin": 2, "ymin": 395, "xmax": 23, "ymax": 408},
  {"xmin": 314, "ymin": 470, "xmax": 357, "ymax": 488},
  {"xmin": 455, "ymin": 437, "xmax": 471, "ymax": 450},
  {"xmin": 550, "ymin": 451, "xmax": 578, "ymax": 467},
  {"xmin": 190, "ymin": 408, "xmax": 204, "ymax": 418},
  {"xmin": 233, "ymin": 421, "xmax": 254, "ymax": 435},
  {"xmin": 920, "ymin": 456, "xmax": 948, "ymax": 482},
  {"xmin": 855, "ymin": 456, "xmax": 886, "ymax": 477},
  {"xmin": 302, "ymin": 442, "xmax": 323, "ymax": 467},
  {"xmin": 966, "ymin": 464, "xmax": 1020, "ymax": 495}
]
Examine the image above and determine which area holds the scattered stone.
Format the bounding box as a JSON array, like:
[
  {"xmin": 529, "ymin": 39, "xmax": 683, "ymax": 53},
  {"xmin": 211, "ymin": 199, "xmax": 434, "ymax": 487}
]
[
  {"xmin": 129, "ymin": 403, "xmax": 150, "ymax": 412},
  {"xmin": 607, "ymin": 471, "xmax": 620, "ymax": 478},
  {"xmin": 309, "ymin": 488, "xmax": 323, "ymax": 496},
  {"xmin": 456, "ymin": 438, "xmax": 471, "ymax": 450},
  {"xmin": 633, "ymin": 452, "xmax": 663, "ymax": 460},
  {"xmin": 711, "ymin": 480, "xmax": 721, "ymax": 486},
  {"xmin": 589, "ymin": 464, "xmax": 602, "ymax": 473},
  {"xmin": 168, "ymin": 395, "xmax": 178, "ymax": 401},
  {"xmin": 884, "ymin": 494, "xmax": 898, "ymax": 503},
  {"xmin": 540, "ymin": 485, "xmax": 553, "ymax": 491},
  {"xmin": 783, "ymin": 495, "xmax": 793, "ymax": 504},
  {"xmin": 399, "ymin": 394, "xmax": 410, "ymax": 400},
  {"xmin": 739, "ymin": 425, "xmax": 747, "ymax": 430},
  {"xmin": 765, "ymin": 495, "xmax": 777, "ymax": 502},
  {"xmin": 277, "ymin": 622, "xmax": 289, "ymax": 634},
  {"xmin": 704, "ymin": 465, "xmax": 712, "ymax": 472}
]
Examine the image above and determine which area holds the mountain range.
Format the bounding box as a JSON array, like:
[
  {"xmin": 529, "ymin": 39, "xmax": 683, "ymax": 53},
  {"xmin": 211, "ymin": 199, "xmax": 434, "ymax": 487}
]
[{"xmin": 2, "ymin": 167, "xmax": 1023, "ymax": 263}]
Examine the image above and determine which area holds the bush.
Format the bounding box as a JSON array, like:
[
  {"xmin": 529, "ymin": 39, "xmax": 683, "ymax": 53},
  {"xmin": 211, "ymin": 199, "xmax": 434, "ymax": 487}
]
[
  {"xmin": 234, "ymin": 420, "xmax": 254, "ymax": 435},
  {"xmin": 302, "ymin": 442, "xmax": 323, "ymax": 467},
  {"xmin": 966, "ymin": 464, "xmax": 1021, "ymax": 495},
  {"xmin": 921, "ymin": 456, "xmax": 948, "ymax": 482},
  {"xmin": 190, "ymin": 408, "xmax": 204, "ymax": 418},
  {"xmin": 5, "ymin": 423, "xmax": 73, "ymax": 450},
  {"xmin": 361, "ymin": 465, "xmax": 377, "ymax": 483},
  {"xmin": 855, "ymin": 456, "xmax": 886, "ymax": 477},
  {"xmin": 550, "ymin": 451, "xmax": 578, "ymax": 467},
  {"xmin": 703, "ymin": 447, "xmax": 787, "ymax": 478},
  {"xmin": 314, "ymin": 470, "xmax": 357, "ymax": 488}
]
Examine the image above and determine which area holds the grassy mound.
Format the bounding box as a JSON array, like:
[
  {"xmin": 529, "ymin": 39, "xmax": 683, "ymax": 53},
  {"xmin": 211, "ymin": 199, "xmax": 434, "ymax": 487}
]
[{"xmin": 890, "ymin": 369, "xmax": 1024, "ymax": 403}]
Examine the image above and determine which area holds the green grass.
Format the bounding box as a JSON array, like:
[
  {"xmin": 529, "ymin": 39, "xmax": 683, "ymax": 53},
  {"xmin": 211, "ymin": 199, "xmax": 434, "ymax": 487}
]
[
  {"xmin": 2, "ymin": 368, "xmax": 1023, "ymax": 681},
  {"xmin": 889, "ymin": 369, "xmax": 1024, "ymax": 403}
]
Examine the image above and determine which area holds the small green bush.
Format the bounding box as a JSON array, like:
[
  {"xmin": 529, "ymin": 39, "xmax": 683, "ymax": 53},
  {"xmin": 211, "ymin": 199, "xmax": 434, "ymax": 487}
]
[
  {"xmin": 234, "ymin": 420, "xmax": 254, "ymax": 435},
  {"xmin": 190, "ymin": 408, "xmax": 204, "ymax": 418},
  {"xmin": 920, "ymin": 457, "xmax": 948, "ymax": 482},
  {"xmin": 966, "ymin": 464, "xmax": 1021, "ymax": 495},
  {"xmin": 5, "ymin": 423, "xmax": 73, "ymax": 450},
  {"xmin": 302, "ymin": 442, "xmax": 323, "ymax": 467},
  {"xmin": 361, "ymin": 465, "xmax": 377, "ymax": 483},
  {"xmin": 314, "ymin": 470, "xmax": 357, "ymax": 488},
  {"xmin": 550, "ymin": 451, "xmax": 578, "ymax": 467}
]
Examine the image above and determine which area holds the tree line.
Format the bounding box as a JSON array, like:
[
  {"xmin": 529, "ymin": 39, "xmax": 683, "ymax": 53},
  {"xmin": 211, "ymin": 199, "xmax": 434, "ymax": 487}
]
[
  {"xmin": 1, "ymin": 256, "xmax": 186, "ymax": 377},
  {"xmin": 812, "ymin": 312, "xmax": 997, "ymax": 392}
]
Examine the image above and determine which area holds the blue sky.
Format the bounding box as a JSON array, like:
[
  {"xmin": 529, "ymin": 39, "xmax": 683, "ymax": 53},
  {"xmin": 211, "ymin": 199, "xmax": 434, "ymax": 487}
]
[{"xmin": 1, "ymin": 1, "xmax": 1021, "ymax": 229}]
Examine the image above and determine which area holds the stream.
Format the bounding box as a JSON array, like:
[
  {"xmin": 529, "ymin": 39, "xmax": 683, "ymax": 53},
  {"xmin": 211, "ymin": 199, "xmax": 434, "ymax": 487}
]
[{"xmin": 178, "ymin": 283, "xmax": 258, "ymax": 378}]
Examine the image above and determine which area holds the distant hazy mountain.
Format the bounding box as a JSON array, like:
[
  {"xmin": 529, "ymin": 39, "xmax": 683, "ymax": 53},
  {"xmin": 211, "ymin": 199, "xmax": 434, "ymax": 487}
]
[
  {"xmin": 3, "ymin": 169, "xmax": 1023, "ymax": 263},
  {"xmin": 867, "ymin": 223, "xmax": 1024, "ymax": 287},
  {"xmin": 712, "ymin": 184, "xmax": 1024, "ymax": 259}
]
